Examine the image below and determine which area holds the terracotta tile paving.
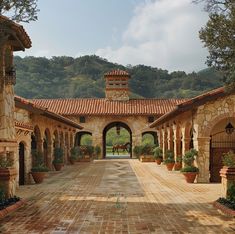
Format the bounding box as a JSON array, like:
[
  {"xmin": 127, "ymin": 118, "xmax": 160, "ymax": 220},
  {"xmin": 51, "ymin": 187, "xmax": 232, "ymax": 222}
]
[{"xmin": 0, "ymin": 159, "xmax": 234, "ymax": 234}]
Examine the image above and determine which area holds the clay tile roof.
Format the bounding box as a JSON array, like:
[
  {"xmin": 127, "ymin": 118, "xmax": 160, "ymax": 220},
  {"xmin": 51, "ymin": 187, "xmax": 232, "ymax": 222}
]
[
  {"xmin": 105, "ymin": 69, "xmax": 130, "ymax": 77},
  {"xmin": 150, "ymin": 87, "xmax": 226, "ymax": 128},
  {"xmin": 0, "ymin": 15, "xmax": 32, "ymax": 49},
  {"xmin": 15, "ymin": 121, "xmax": 33, "ymax": 131},
  {"xmin": 31, "ymin": 98, "xmax": 187, "ymax": 116},
  {"xmin": 14, "ymin": 96, "xmax": 82, "ymax": 129}
]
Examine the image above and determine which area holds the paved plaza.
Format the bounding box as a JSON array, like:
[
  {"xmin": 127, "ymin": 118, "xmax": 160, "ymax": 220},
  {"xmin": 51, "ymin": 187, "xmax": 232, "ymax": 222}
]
[{"xmin": 0, "ymin": 159, "xmax": 234, "ymax": 233}]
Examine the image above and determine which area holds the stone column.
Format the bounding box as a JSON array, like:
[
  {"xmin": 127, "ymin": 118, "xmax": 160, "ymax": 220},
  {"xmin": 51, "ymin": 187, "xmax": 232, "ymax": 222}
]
[
  {"xmin": 93, "ymin": 133, "xmax": 103, "ymax": 159},
  {"xmin": 157, "ymin": 130, "xmax": 163, "ymax": 149},
  {"xmin": 195, "ymin": 137, "xmax": 211, "ymax": 183},
  {"xmin": 161, "ymin": 129, "xmax": 166, "ymax": 159},
  {"xmin": 173, "ymin": 124, "xmax": 181, "ymax": 160}
]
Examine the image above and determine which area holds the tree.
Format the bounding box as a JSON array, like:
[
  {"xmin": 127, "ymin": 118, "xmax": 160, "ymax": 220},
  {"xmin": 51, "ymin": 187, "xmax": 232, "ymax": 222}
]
[
  {"xmin": 193, "ymin": 0, "xmax": 235, "ymax": 89},
  {"xmin": 0, "ymin": 0, "xmax": 39, "ymax": 23}
]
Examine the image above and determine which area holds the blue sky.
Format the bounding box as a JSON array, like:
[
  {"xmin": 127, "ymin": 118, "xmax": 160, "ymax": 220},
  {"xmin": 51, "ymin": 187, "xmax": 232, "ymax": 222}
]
[{"xmin": 16, "ymin": 0, "xmax": 209, "ymax": 72}]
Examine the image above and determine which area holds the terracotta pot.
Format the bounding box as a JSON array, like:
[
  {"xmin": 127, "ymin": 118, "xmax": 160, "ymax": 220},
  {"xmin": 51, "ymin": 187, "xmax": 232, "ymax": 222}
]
[
  {"xmin": 53, "ymin": 163, "xmax": 63, "ymax": 171},
  {"xmin": 166, "ymin": 163, "xmax": 175, "ymax": 171},
  {"xmin": 182, "ymin": 172, "xmax": 198, "ymax": 183},
  {"xmin": 174, "ymin": 162, "xmax": 182, "ymax": 171},
  {"xmin": 0, "ymin": 168, "xmax": 17, "ymax": 180},
  {"xmin": 155, "ymin": 159, "xmax": 162, "ymax": 165},
  {"xmin": 31, "ymin": 172, "xmax": 46, "ymax": 184}
]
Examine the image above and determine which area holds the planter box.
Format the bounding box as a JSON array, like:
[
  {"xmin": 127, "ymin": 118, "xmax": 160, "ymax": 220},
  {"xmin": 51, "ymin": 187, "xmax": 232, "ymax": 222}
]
[
  {"xmin": 140, "ymin": 155, "xmax": 155, "ymax": 162},
  {"xmin": 0, "ymin": 199, "xmax": 25, "ymax": 219},
  {"xmin": 213, "ymin": 201, "xmax": 235, "ymax": 217}
]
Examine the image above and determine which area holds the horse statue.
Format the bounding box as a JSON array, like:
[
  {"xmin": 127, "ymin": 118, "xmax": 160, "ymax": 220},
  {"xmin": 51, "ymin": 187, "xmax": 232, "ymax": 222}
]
[{"xmin": 112, "ymin": 142, "xmax": 131, "ymax": 155}]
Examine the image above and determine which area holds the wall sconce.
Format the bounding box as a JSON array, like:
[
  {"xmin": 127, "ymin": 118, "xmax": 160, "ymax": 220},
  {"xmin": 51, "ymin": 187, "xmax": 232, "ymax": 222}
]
[{"xmin": 225, "ymin": 122, "xmax": 234, "ymax": 134}]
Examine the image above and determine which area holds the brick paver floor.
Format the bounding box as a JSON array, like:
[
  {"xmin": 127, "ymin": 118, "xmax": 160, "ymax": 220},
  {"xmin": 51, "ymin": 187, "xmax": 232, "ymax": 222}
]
[{"xmin": 0, "ymin": 159, "xmax": 234, "ymax": 233}]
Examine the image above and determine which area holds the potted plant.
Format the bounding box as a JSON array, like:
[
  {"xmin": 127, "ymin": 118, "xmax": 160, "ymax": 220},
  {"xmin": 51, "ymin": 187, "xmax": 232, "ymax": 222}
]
[
  {"xmin": 31, "ymin": 150, "xmax": 49, "ymax": 184},
  {"xmin": 181, "ymin": 149, "xmax": 199, "ymax": 183},
  {"xmin": 153, "ymin": 147, "xmax": 163, "ymax": 165},
  {"xmin": 53, "ymin": 147, "xmax": 64, "ymax": 171},
  {"xmin": 220, "ymin": 150, "xmax": 235, "ymax": 198},
  {"xmin": 164, "ymin": 150, "xmax": 175, "ymax": 171},
  {"xmin": 0, "ymin": 154, "xmax": 17, "ymax": 199},
  {"xmin": 94, "ymin": 145, "xmax": 101, "ymax": 159},
  {"xmin": 139, "ymin": 143, "xmax": 155, "ymax": 162},
  {"xmin": 77, "ymin": 146, "xmax": 93, "ymax": 162},
  {"xmin": 174, "ymin": 156, "xmax": 182, "ymax": 171},
  {"xmin": 133, "ymin": 145, "xmax": 142, "ymax": 159},
  {"xmin": 69, "ymin": 147, "xmax": 79, "ymax": 164}
]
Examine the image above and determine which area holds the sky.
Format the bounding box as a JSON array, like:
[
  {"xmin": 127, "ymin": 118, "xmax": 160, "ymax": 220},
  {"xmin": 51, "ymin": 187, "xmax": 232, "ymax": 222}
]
[{"xmin": 16, "ymin": 0, "xmax": 209, "ymax": 72}]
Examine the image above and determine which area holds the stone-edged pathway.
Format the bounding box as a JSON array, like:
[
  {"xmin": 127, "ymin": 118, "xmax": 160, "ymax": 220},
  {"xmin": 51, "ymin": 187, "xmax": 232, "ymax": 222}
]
[{"xmin": 0, "ymin": 159, "xmax": 234, "ymax": 233}]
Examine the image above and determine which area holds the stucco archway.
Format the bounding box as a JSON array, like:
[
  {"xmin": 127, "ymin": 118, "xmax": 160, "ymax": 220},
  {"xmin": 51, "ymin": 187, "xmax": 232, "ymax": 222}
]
[
  {"xmin": 142, "ymin": 131, "xmax": 158, "ymax": 145},
  {"xmin": 75, "ymin": 131, "xmax": 92, "ymax": 146},
  {"xmin": 103, "ymin": 122, "xmax": 132, "ymax": 158}
]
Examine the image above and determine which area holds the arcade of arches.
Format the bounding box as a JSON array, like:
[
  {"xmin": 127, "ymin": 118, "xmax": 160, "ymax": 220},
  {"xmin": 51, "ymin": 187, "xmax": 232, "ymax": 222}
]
[{"xmin": 150, "ymin": 87, "xmax": 235, "ymax": 183}]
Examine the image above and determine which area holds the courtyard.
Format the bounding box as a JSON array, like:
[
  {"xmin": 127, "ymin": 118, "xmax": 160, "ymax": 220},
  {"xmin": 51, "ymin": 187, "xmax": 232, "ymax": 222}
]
[{"xmin": 0, "ymin": 160, "xmax": 234, "ymax": 234}]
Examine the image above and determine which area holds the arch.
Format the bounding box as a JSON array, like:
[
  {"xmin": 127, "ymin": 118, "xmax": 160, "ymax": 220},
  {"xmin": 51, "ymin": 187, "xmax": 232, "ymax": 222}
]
[
  {"xmin": 19, "ymin": 141, "xmax": 25, "ymax": 185},
  {"xmin": 75, "ymin": 131, "xmax": 92, "ymax": 146},
  {"xmin": 103, "ymin": 122, "xmax": 132, "ymax": 158},
  {"xmin": 142, "ymin": 131, "xmax": 158, "ymax": 145},
  {"xmin": 209, "ymin": 117, "xmax": 235, "ymax": 182}
]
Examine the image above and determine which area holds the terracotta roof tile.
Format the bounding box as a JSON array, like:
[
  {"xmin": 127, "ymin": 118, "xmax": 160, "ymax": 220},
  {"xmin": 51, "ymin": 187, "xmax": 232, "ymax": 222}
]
[
  {"xmin": 105, "ymin": 69, "xmax": 130, "ymax": 76},
  {"xmin": 31, "ymin": 98, "xmax": 187, "ymax": 116},
  {"xmin": 15, "ymin": 121, "xmax": 33, "ymax": 131},
  {"xmin": 150, "ymin": 87, "xmax": 226, "ymax": 127},
  {"xmin": 0, "ymin": 15, "xmax": 32, "ymax": 49}
]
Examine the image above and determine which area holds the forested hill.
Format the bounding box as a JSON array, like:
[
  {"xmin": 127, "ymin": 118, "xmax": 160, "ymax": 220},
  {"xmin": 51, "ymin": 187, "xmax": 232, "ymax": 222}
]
[{"xmin": 14, "ymin": 55, "xmax": 223, "ymax": 99}]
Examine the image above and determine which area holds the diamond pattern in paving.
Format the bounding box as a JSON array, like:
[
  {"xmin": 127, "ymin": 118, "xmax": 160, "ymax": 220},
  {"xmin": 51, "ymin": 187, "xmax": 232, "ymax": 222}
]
[{"xmin": 0, "ymin": 159, "xmax": 234, "ymax": 233}]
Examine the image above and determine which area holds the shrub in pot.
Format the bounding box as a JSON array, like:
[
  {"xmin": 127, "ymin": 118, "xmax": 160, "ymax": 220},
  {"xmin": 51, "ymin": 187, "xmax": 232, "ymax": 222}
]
[
  {"xmin": 94, "ymin": 145, "xmax": 101, "ymax": 159},
  {"xmin": 53, "ymin": 147, "xmax": 64, "ymax": 171},
  {"xmin": 174, "ymin": 156, "xmax": 182, "ymax": 171},
  {"xmin": 133, "ymin": 146, "xmax": 142, "ymax": 159},
  {"xmin": 139, "ymin": 143, "xmax": 155, "ymax": 162},
  {"xmin": 153, "ymin": 147, "xmax": 163, "ymax": 165},
  {"xmin": 164, "ymin": 150, "xmax": 175, "ymax": 171},
  {"xmin": 69, "ymin": 147, "xmax": 79, "ymax": 164},
  {"xmin": 31, "ymin": 150, "xmax": 49, "ymax": 184},
  {"xmin": 181, "ymin": 149, "xmax": 198, "ymax": 183}
]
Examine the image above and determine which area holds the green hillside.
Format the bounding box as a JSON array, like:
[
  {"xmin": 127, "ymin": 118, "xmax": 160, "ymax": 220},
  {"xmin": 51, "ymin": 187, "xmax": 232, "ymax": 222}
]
[{"xmin": 14, "ymin": 55, "xmax": 223, "ymax": 99}]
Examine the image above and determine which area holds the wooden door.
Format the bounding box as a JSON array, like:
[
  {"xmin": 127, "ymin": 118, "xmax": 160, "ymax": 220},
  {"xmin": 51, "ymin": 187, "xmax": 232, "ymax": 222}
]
[{"xmin": 19, "ymin": 142, "xmax": 25, "ymax": 185}]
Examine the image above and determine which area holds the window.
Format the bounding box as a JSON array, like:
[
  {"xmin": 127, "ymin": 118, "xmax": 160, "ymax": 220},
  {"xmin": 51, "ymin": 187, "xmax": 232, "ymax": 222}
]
[
  {"xmin": 79, "ymin": 116, "xmax": 86, "ymax": 123},
  {"xmin": 148, "ymin": 116, "xmax": 155, "ymax": 123}
]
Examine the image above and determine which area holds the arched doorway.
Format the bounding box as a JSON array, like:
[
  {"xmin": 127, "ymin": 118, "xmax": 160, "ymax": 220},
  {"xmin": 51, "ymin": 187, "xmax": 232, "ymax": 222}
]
[
  {"xmin": 142, "ymin": 131, "xmax": 158, "ymax": 146},
  {"xmin": 75, "ymin": 131, "xmax": 92, "ymax": 146},
  {"xmin": 19, "ymin": 142, "xmax": 25, "ymax": 185},
  {"xmin": 103, "ymin": 122, "xmax": 132, "ymax": 158},
  {"xmin": 210, "ymin": 118, "xmax": 235, "ymax": 182}
]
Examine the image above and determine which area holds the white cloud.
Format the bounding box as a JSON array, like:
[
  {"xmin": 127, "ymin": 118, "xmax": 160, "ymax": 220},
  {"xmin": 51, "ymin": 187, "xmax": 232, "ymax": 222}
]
[{"xmin": 96, "ymin": 0, "xmax": 209, "ymax": 72}]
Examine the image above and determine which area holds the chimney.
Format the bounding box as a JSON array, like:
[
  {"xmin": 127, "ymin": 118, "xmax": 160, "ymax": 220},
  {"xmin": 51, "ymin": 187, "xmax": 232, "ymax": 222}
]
[{"xmin": 104, "ymin": 69, "xmax": 130, "ymax": 101}]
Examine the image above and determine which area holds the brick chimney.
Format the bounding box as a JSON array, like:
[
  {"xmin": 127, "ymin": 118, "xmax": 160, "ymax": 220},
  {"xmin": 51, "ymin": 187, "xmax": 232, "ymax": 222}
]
[{"xmin": 104, "ymin": 69, "xmax": 130, "ymax": 101}]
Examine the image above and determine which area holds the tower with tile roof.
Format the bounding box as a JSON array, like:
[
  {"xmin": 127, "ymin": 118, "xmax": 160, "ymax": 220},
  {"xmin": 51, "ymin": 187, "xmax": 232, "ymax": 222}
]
[{"xmin": 104, "ymin": 69, "xmax": 130, "ymax": 101}]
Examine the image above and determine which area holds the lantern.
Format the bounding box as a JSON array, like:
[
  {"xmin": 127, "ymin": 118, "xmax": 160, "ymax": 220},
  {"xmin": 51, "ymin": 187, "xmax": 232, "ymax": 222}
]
[
  {"xmin": 116, "ymin": 124, "xmax": 120, "ymax": 135},
  {"xmin": 225, "ymin": 122, "xmax": 234, "ymax": 134}
]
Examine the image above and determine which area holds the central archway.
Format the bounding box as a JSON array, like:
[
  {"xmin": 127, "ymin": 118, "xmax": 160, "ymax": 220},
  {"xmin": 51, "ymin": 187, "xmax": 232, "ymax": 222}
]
[{"xmin": 103, "ymin": 122, "xmax": 132, "ymax": 158}]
